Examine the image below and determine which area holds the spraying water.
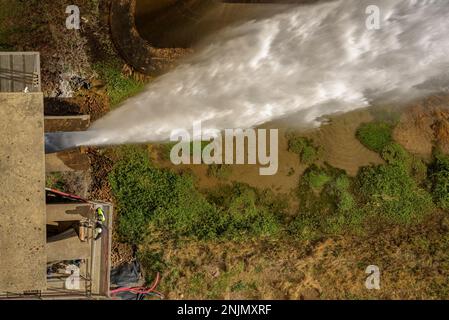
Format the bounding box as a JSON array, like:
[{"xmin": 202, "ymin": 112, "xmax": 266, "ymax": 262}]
[{"xmin": 47, "ymin": 0, "xmax": 449, "ymax": 151}]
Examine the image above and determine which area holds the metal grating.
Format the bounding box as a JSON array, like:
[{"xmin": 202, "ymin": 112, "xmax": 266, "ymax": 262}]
[{"xmin": 0, "ymin": 52, "xmax": 41, "ymax": 92}]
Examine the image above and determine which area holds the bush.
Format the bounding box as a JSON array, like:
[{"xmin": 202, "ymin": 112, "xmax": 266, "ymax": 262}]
[
  {"xmin": 410, "ymin": 157, "xmax": 428, "ymax": 184},
  {"xmin": 290, "ymin": 166, "xmax": 361, "ymax": 239},
  {"xmin": 288, "ymin": 136, "xmax": 320, "ymax": 164},
  {"xmin": 109, "ymin": 146, "xmax": 178, "ymax": 243},
  {"xmin": 381, "ymin": 142, "xmax": 411, "ymax": 167},
  {"xmin": 303, "ymin": 166, "xmax": 332, "ymax": 190},
  {"xmin": 356, "ymin": 164, "xmax": 433, "ymax": 224},
  {"xmin": 333, "ymin": 175, "xmax": 355, "ymax": 212},
  {"xmin": 291, "ymin": 156, "xmax": 435, "ymax": 240},
  {"xmin": 206, "ymin": 183, "xmax": 283, "ymax": 239},
  {"xmin": 151, "ymin": 176, "xmax": 223, "ymax": 239},
  {"xmin": 380, "ymin": 142, "xmax": 427, "ymax": 184},
  {"xmin": 428, "ymin": 152, "xmax": 449, "ymax": 210},
  {"xmin": 356, "ymin": 122, "xmax": 394, "ymax": 153},
  {"xmin": 325, "ymin": 208, "xmax": 365, "ymax": 235}
]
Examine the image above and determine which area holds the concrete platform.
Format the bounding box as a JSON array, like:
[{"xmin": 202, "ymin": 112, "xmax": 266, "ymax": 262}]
[
  {"xmin": 46, "ymin": 203, "xmax": 93, "ymax": 223},
  {"xmin": 47, "ymin": 229, "xmax": 90, "ymax": 262},
  {"xmin": 0, "ymin": 93, "xmax": 47, "ymax": 292}
]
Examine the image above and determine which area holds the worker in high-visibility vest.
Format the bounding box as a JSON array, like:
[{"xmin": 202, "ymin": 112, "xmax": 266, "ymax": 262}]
[{"xmin": 96, "ymin": 207, "xmax": 106, "ymax": 222}]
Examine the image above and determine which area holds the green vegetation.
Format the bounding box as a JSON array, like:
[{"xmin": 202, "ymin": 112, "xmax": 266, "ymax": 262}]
[
  {"xmin": 428, "ymin": 151, "xmax": 449, "ymax": 210},
  {"xmin": 109, "ymin": 146, "xmax": 216, "ymax": 243},
  {"xmin": 353, "ymin": 123, "xmax": 435, "ymax": 225},
  {"xmin": 356, "ymin": 164, "xmax": 433, "ymax": 224},
  {"xmin": 303, "ymin": 166, "xmax": 332, "ymax": 190},
  {"xmin": 381, "ymin": 142, "xmax": 411, "ymax": 167},
  {"xmin": 109, "ymin": 116, "xmax": 449, "ymax": 297},
  {"xmin": 111, "ymin": 122, "xmax": 445, "ymax": 245},
  {"xmin": 109, "ymin": 146, "xmax": 283, "ymax": 244},
  {"xmin": 288, "ymin": 119, "xmax": 444, "ymax": 240},
  {"xmin": 290, "ymin": 159, "xmax": 433, "ymax": 240},
  {"xmin": 109, "ymin": 146, "xmax": 175, "ymax": 243},
  {"xmin": 289, "ymin": 165, "xmax": 363, "ymax": 240},
  {"xmin": 356, "ymin": 122, "xmax": 394, "ymax": 152},
  {"xmin": 333, "ymin": 175, "xmax": 356, "ymax": 213},
  {"xmin": 288, "ymin": 136, "xmax": 320, "ymax": 164},
  {"xmin": 94, "ymin": 60, "xmax": 145, "ymax": 107},
  {"xmin": 353, "ymin": 123, "xmax": 436, "ymax": 224},
  {"xmin": 206, "ymin": 184, "xmax": 283, "ymax": 238}
]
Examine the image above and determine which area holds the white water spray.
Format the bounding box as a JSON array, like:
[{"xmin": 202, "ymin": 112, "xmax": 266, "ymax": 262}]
[{"xmin": 48, "ymin": 0, "xmax": 449, "ymax": 150}]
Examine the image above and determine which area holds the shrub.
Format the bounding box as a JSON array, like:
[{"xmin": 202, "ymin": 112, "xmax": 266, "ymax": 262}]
[
  {"xmin": 110, "ymin": 146, "xmax": 223, "ymax": 242},
  {"xmin": 303, "ymin": 166, "xmax": 332, "ymax": 190},
  {"xmin": 151, "ymin": 176, "xmax": 223, "ymax": 239},
  {"xmin": 325, "ymin": 208, "xmax": 365, "ymax": 236},
  {"xmin": 291, "ymin": 158, "xmax": 435, "ymax": 240},
  {"xmin": 410, "ymin": 157, "xmax": 428, "ymax": 184},
  {"xmin": 380, "ymin": 142, "xmax": 427, "ymax": 184},
  {"xmin": 288, "ymin": 214, "xmax": 322, "ymax": 241},
  {"xmin": 333, "ymin": 175, "xmax": 355, "ymax": 212},
  {"xmin": 206, "ymin": 183, "xmax": 283, "ymax": 239},
  {"xmin": 381, "ymin": 142, "xmax": 411, "ymax": 167},
  {"xmin": 356, "ymin": 122, "xmax": 394, "ymax": 153},
  {"xmin": 356, "ymin": 164, "xmax": 433, "ymax": 224},
  {"xmin": 428, "ymin": 152, "xmax": 449, "ymax": 210},
  {"xmin": 288, "ymin": 136, "xmax": 320, "ymax": 164},
  {"xmin": 109, "ymin": 146, "xmax": 177, "ymax": 243},
  {"xmin": 291, "ymin": 166, "xmax": 361, "ymax": 239}
]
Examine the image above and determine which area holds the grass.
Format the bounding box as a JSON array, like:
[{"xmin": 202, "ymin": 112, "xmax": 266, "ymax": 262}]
[{"xmin": 94, "ymin": 60, "xmax": 145, "ymax": 107}]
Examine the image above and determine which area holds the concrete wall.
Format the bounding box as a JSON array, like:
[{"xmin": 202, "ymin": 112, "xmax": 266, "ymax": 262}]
[{"xmin": 0, "ymin": 93, "xmax": 46, "ymax": 292}]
